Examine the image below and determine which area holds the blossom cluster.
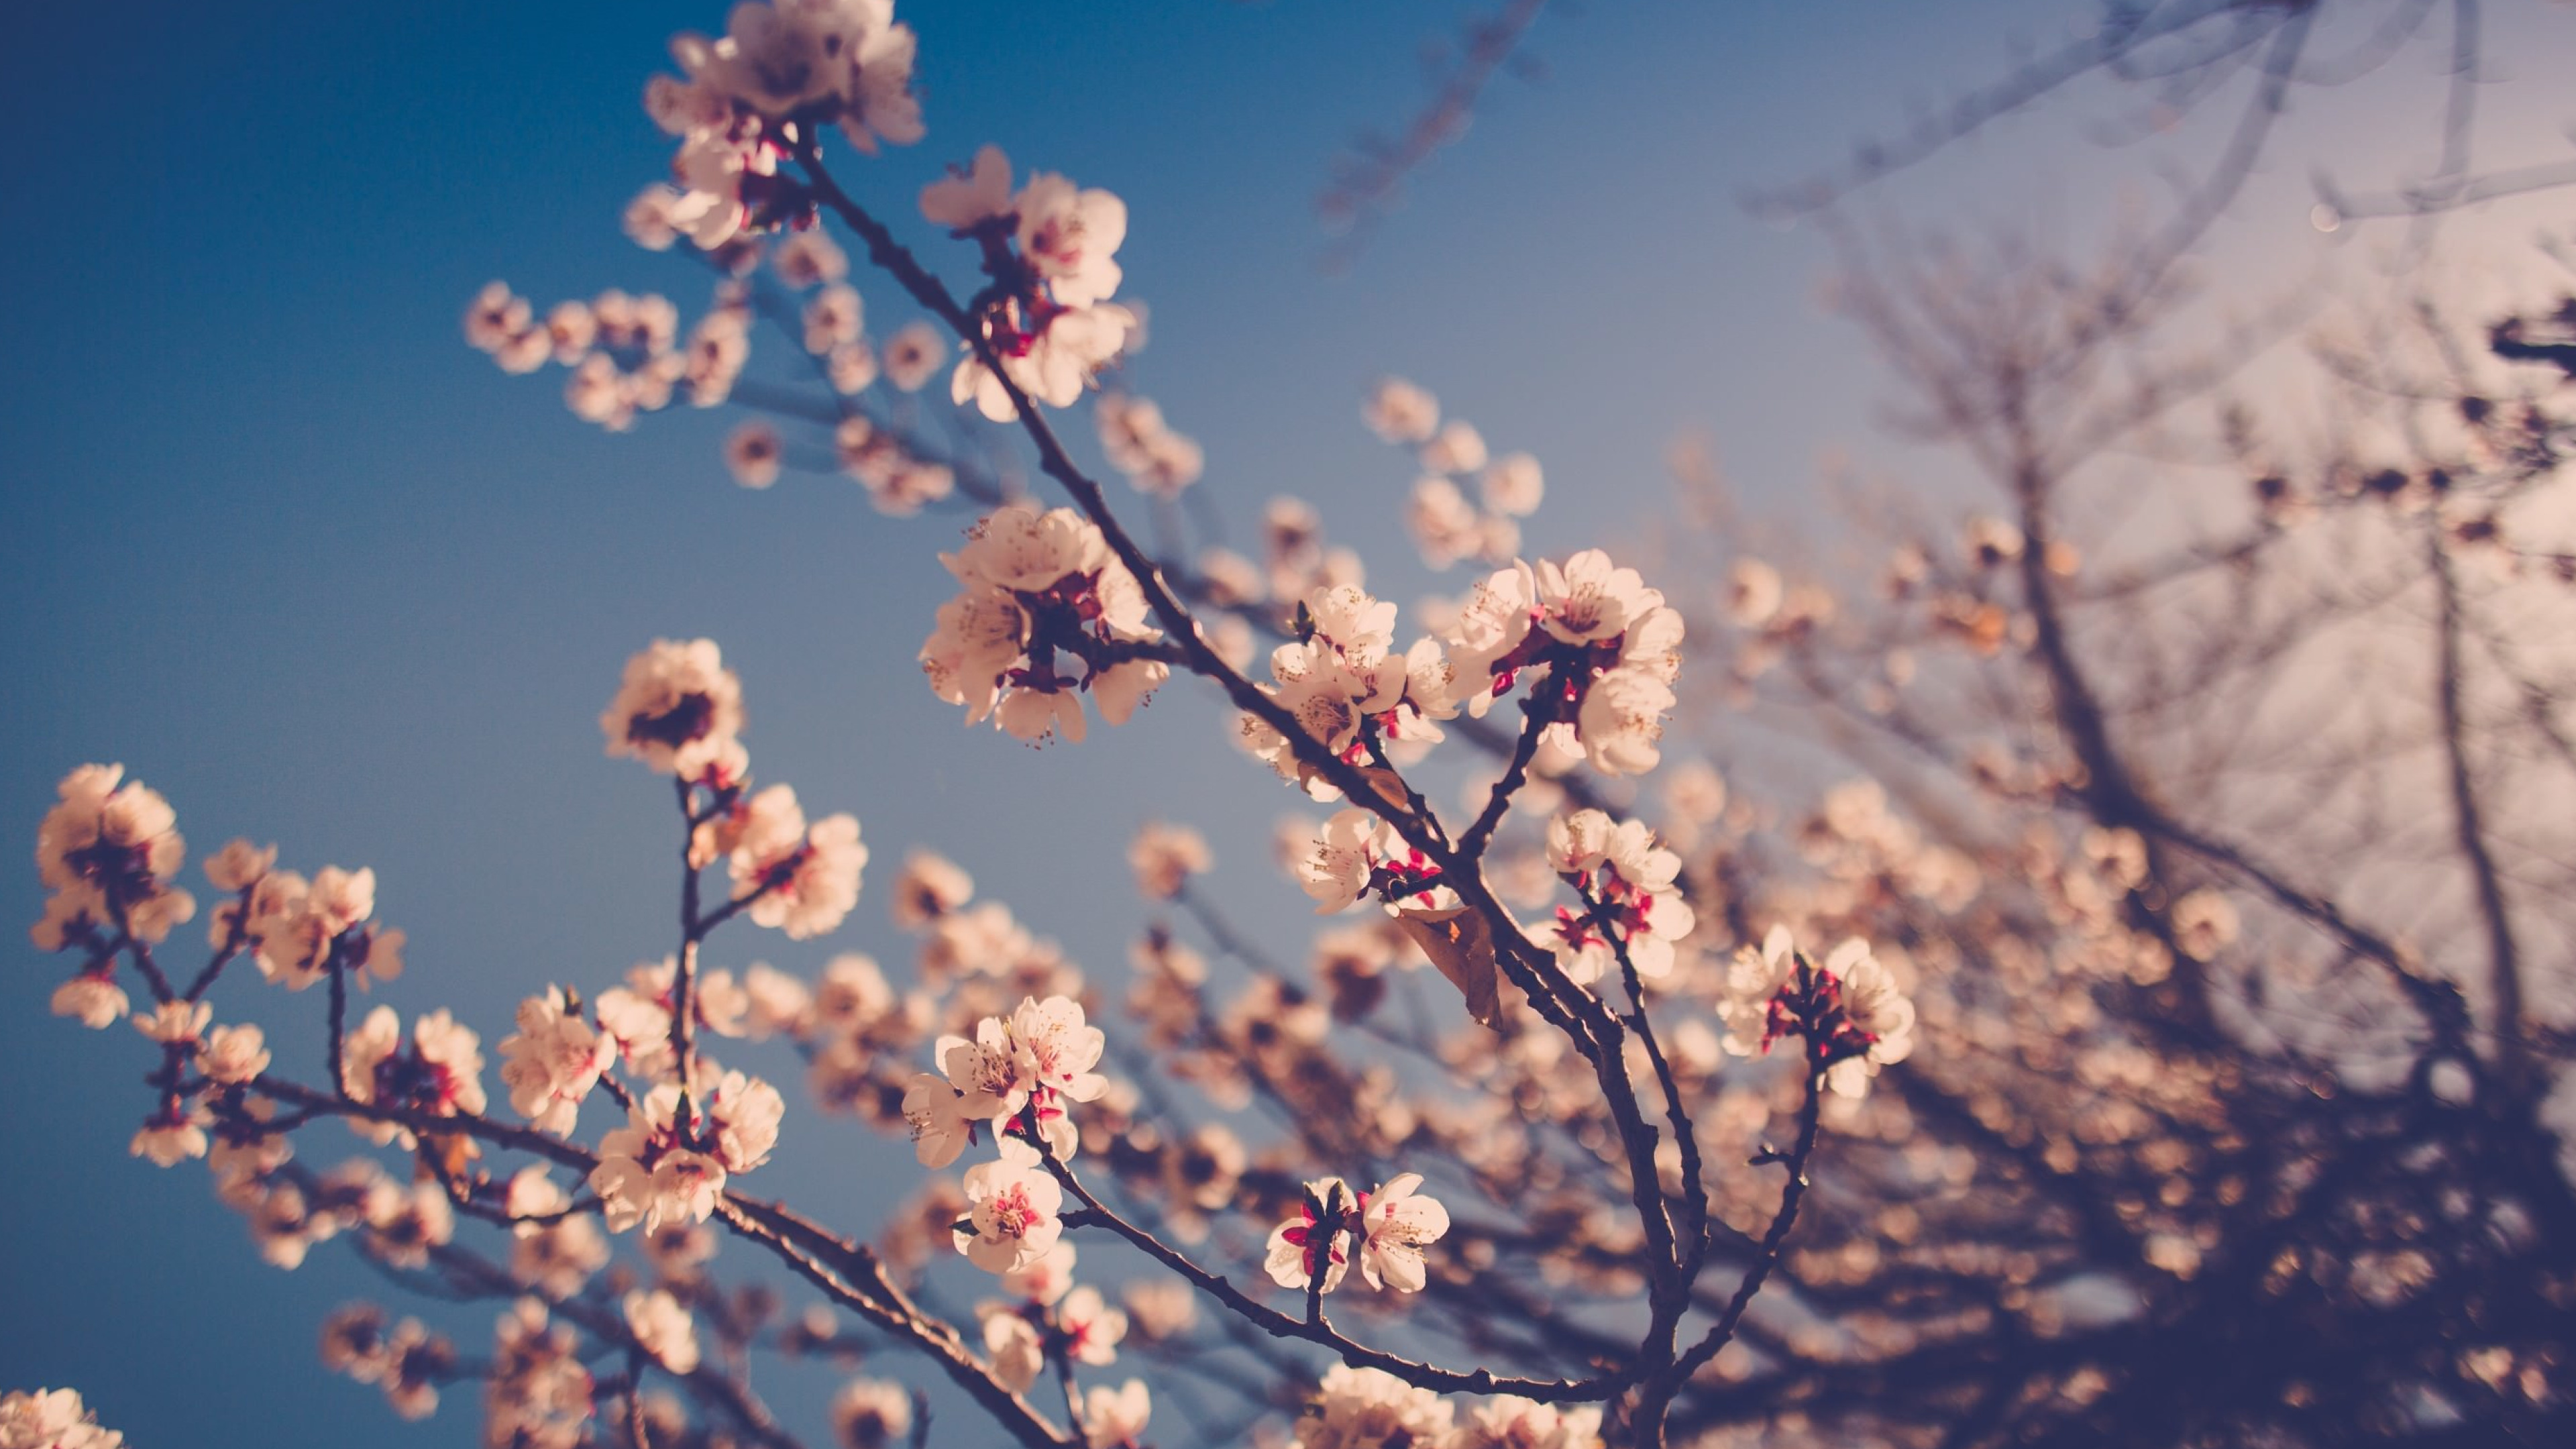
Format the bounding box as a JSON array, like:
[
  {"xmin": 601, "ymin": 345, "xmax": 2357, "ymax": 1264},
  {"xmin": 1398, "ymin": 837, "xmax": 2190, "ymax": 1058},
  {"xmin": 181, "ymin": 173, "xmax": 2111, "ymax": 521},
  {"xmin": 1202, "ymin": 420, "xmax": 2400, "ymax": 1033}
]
[
  {"xmin": 590, "ymin": 1067, "xmax": 788, "ymax": 1233},
  {"xmin": 321, "ymin": 1303, "xmax": 454, "ymax": 1421},
  {"xmin": 1363, "ymin": 377, "xmax": 1545, "ymax": 569},
  {"xmin": 1447, "ymin": 549, "xmax": 1684, "ymax": 775},
  {"xmin": 1287, "ymin": 1366, "xmax": 1605, "ymax": 1449},
  {"xmin": 920, "ymin": 145, "xmax": 1138, "ymax": 419},
  {"xmin": 919, "ymin": 504, "xmax": 1171, "ymax": 743},
  {"xmin": 1542, "ymin": 809, "xmax": 1697, "ymax": 984},
  {"xmin": 0, "ymin": 1388, "xmax": 125, "ymax": 1449},
  {"xmin": 1242, "ymin": 582, "xmax": 1461, "ymax": 790},
  {"xmin": 643, "ymin": 0, "xmax": 923, "ymax": 251},
  {"xmin": 1095, "ymin": 392, "xmax": 1205, "ymax": 496},
  {"xmin": 32, "ymin": 765, "xmax": 193, "ymax": 955},
  {"xmin": 1719, "ymin": 925, "xmax": 1917, "ymax": 1097},
  {"xmin": 902, "ymin": 992, "xmax": 1106, "ymax": 1169},
  {"xmin": 1263, "ymin": 1171, "xmax": 1451, "ymax": 1295},
  {"xmin": 603, "ymin": 638, "xmax": 868, "ymax": 938}
]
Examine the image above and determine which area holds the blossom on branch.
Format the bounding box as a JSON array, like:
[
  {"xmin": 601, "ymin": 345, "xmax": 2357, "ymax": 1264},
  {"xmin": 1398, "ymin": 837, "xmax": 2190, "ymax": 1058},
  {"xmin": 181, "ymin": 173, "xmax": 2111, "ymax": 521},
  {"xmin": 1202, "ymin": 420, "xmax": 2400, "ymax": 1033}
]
[
  {"xmin": 601, "ymin": 638, "xmax": 747, "ymax": 784},
  {"xmin": 955, "ymin": 1138, "xmax": 1063, "ymax": 1273},
  {"xmin": 32, "ymin": 763, "xmax": 193, "ymax": 953},
  {"xmin": 498, "ymin": 988, "xmax": 614, "ymax": 1135},
  {"xmin": 1719, "ymin": 926, "xmax": 1917, "ymax": 1097},
  {"xmin": 920, "ymin": 505, "xmax": 1169, "ymax": 744},
  {"xmin": 1544, "ymin": 810, "xmax": 1697, "ymax": 984},
  {"xmin": 342, "ymin": 1006, "xmax": 489, "ymax": 1147},
  {"xmin": 0, "ymin": 1387, "xmax": 125, "ymax": 1449}
]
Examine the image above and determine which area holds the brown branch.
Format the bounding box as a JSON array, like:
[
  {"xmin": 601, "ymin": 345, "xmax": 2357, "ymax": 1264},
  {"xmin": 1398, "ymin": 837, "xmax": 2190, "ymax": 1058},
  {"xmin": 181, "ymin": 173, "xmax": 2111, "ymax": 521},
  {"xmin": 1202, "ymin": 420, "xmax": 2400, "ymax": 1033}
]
[{"xmin": 2427, "ymin": 524, "xmax": 2528, "ymax": 1088}]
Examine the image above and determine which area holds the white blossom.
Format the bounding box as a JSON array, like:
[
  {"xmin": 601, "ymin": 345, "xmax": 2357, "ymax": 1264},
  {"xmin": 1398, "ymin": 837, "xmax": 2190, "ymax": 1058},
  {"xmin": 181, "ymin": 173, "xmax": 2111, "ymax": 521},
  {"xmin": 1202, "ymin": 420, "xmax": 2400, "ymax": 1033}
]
[
  {"xmin": 601, "ymin": 639, "xmax": 747, "ymax": 783},
  {"xmin": 499, "ymin": 989, "xmax": 614, "ymax": 1135},
  {"xmin": 956, "ymin": 1138, "xmax": 1063, "ymax": 1273},
  {"xmin": 1080, "ymin": 1379, "xmax": 1150, "ymax": 1449},
  {"xmin": 197, "ymin": 1022, "xmax": 272, "ymax": 1084},
  {"xmin": 1362, "ymin": 377, "xmax": 1440, "ymax": 444},
  {"xmin": 1356, "ymin": 1172, "xmax": 1449, "ymax": 1292},
  {"xmin": 831, "ymin": 1379, "xmax": 914, "ymax": 1449},
  {"xmin": 623, "ymin": 1288, "xmax": 701, "ymax": 1375}
]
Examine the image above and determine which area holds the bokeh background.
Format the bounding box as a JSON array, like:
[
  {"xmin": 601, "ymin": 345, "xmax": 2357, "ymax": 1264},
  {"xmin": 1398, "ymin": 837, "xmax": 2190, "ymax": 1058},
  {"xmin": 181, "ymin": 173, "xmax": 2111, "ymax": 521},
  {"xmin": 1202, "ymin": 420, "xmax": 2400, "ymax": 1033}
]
[{"xmin": 6, "ymin": 1, "xmax": 2574, "ymax": 1444}]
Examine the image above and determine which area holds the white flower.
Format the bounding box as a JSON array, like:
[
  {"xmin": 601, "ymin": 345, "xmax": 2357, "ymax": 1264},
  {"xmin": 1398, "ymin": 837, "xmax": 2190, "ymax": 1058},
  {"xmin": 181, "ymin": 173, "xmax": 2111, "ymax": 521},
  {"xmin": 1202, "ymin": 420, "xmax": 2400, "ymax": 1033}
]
[
  {"xmin": 703, "ymin": 1067, "xmax": 788, "ymax": 1173},
  {"xmin": 1297, "ymin": 810, "xmax": 1391, "ymax": 914},
  {"xmin": 1356, "ymin": 1173, "xmax": 1449, "ymax": 1292},
  {"xmin": 1822, "ymin": 940, "xmax": 1916, "ymax": 1099},
  {"xmin": 1302, "ymin": 1364, "xmax": 1452, "ymax": 1449},
  {"xmin": 203, "ymin": 838, "xmax": 276, "ymax": 894},
  {"xmin": 920, "ymin": 588, "xmax": 1032, "ymax": 724},
  {"xmin": 889, "ymin": 850, "xmax": 974, "ymax": 928},
  {"xmin": 1419, "ymin": 419, "xmax": 1487, "ymax": 475},
  {"xmin": 197, "ymin": 1022, "xmax": 272, "ymax": 1084},
  {"xmin": 1408, "ymin": 475, "xmax": 1486, "ymax": 568},
  {"xmin": 32, "ymin": 763, "xmax": 193, "ymax": 950},
  {"xmin": 1091, "ymin": 657, "xmax": 1169, "ymax": 725},
  {"xmin": 623, "ymin": 1288, "xmax": 701, "ymax": 1375},
  {"xmin": 1449, "ymin": 1396, "xmax": 1605, "ymax": 1449},
  {"xmin": 956, "ymin": 1139, "xmax": 1064, "ymax": 1273},
  {"xmin": 1546, "ymin": 812, "xmax": 1696, "ymax": 983},
  {"xmin": 901, "ymin": 1072, "xmax": 975, "ymax": 1167},
  {"xmin": 1058, "ymin": 1284, "xmax": 1127, "ymax": 1365},
  {"xmin": 1575, "ymin": 667, "xmax": 1673, "ymax": 776},
  {"xmin": 726, "ymin": 421, "xmax": 784, "ymax": 488},
  {"xmin": 131, "ymin": 999, "xmax": 209, "ymax": 1045},
  {"xmin": 740, "ymin": 963, "xmax": 814, "ymax": 1038},
  {"xmin": 131, "ymin": 1108, "xmax": 209, "ymax": 1168},
  {"xmin": 1718, "ymin": 924, "xmax": 1799, "ymax": 1057},
  {"xmin": 1013, "ymin": 994, "xmax": 1107, "ymax": 1106},
  {"xmin": 951, "ymin": 302, "xmax": 1135, "ymax": 420},
  {"xmin": 831, "ymin": 1379, "xmax": 914, "ymax": 1449},
  {"xmin": 883, "ymin": 320, "xmax": 946, "ymax": 390},
  {"xmin": 588, "ymin": 1086, "xmax": 729, "ymax": 1234},
  {"xmin": 981, "ymin": 1308, "xmax": 1044, "ymax": 1392},
  {"xmin": 803, "ymin": 283, "xmax": 863, "ymax": 354},
  {"xmin": 1726, "ymin": 559, "xmax": 1784, "ymax": 627},
  {"xmin": 828, "ymin": 339, "xmax": 881, "ymax": 395},
  {"xmin": 1016, "ymin": 172, "xmax": 1128, "ymax": 308},
  {"xmin": 759, "ymin": 812, "xmax": 868, "ymax": 939},
  {"xmin": 49, "ymin": 973, "xmax": 127, "ymax": 1029},
  {"xmin": 1479, "ymin": 453, "xmax": 1545, "ymax": 517},
  {"xmin": 1097, "ymin": 393, "xmax": 1204, "ymax": 495},
  {"xmin": 600, "ymin": 639, "xmax": 747, "ymax": 782},
  {"xmin": 1080, "ymin": 1379, "xmax": 1150, "ymax": 1449},
  {"xmin": 771, "ymin": 227, "xmax": 848, "ymax": 288},
  {"xmin": 922, "ymin": 505, "xmax": 1163, "ymax": 741},
  {"xmin": 1128, "ymin": 822, "xmax": 1211, "ymax": 900},
  {"xmin": 1363, "ymin": 377, "xmax": 1440, "ymax": 443},
  {"xmin": 343, "ymin": 1006, "xmax": 488, "ymax": 1146},
  {"xmin": 938, "ymin": 1015, "xmax": 1034, "ymax": 1122},
  {"xmin": 1000, "ymin": 1239, "xmax": 1078, "ymax": 1304},
  {"xmin": 499, "ymin": 989, "xmax": 614, "ymax": 1135},
  {"xmin": 0, "ymin": 1387, "xmax": 124, "ymax": 1449},
  {"xmin": 506, "ymin": 1173, "xmax": 610, "ymax": 1299},
  {"xmin": 922, "ymin": 144, "xmax": 1015, "ymax": 229},
  {"xmin": 1444, "ymin": 563, "xmax": 1537, "ymax": 712},
  {"xmin": 1264, "ymin": 1176, "xmax": 1354, "ymax": 1293},
  {"xmin": 1534, "ymin": 549, "xmax": 1662, "ymax": 645},
  {"xmin": 996, "ymin": 686, "xmax": 1089, "ymax": 745}
]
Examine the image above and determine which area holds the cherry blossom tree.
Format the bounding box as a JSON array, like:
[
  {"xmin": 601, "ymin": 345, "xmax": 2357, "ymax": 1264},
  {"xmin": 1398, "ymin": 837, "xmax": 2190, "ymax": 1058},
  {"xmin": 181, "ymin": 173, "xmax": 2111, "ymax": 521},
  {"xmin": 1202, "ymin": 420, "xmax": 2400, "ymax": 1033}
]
[{"xmin": 21, "ymin": 3, "xmax": 2576, "ymax": 1448}]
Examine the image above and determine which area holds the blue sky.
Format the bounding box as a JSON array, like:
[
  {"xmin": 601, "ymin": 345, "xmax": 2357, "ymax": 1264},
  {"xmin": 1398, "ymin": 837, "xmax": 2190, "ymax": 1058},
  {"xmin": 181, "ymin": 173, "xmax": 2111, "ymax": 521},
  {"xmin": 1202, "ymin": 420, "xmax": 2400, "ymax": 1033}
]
[{"xmin": 5, "ymin": 1, "xmax": 2573, "ymax": 1444}]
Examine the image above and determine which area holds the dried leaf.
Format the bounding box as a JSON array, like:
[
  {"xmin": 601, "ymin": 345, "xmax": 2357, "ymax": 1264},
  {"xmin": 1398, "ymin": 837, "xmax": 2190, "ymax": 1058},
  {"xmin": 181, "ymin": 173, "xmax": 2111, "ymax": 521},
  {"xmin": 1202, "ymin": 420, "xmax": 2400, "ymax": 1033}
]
[
  {"xmin": 1397, "ymin": 905, "xmax": 1503, "ymax": 1028},
  {"xmin": 1352, "ymin": 765, "xmax": 1413, "ymax": 812}
]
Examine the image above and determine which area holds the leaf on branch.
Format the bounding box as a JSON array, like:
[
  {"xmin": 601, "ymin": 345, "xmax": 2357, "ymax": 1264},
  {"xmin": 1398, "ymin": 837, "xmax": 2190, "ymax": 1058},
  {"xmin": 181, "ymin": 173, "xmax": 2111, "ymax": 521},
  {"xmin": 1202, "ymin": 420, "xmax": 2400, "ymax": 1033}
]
[
  {"xmin": 422, "ymin": 1131, "xmax": 480, "ymax": 1185},
  {"xmin": 1354, "ymin": 764, "xmax": 1413, "ymax": 812},
  {"xmin": 1397, "ymin": 905, "xmax": 1503, "ymax": 1029}
]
